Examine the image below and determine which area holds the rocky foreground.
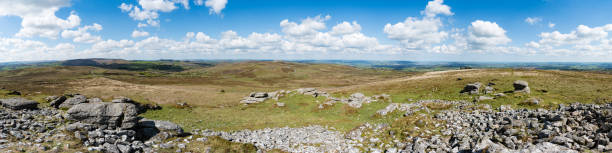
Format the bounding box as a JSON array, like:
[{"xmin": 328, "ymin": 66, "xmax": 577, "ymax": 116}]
[{"xmin": 1, "ymin": 92, "xmax": 611, "ymax": 152}]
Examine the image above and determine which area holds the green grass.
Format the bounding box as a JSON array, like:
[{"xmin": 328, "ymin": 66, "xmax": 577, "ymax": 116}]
[
  {"xmin": 140, "ymin": 68, "xmax": 611, "ymax": 133},
  {"xmin": 141, "ymin": 94, "xmax": 398, "ymax": 132},
  {"xmin": 340, "ymin": 69, "xmax": 611, "ymax": 110}
]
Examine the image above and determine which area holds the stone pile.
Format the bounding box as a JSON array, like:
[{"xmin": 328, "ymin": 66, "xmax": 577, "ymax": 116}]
[
  {"xmin": 196, "ymin": 125, "xmax": 360, "ymax": 153},
  {"xmin": 323, "ymin": 93, "xmax": 391, "ymax": 109},
  {"xmin": 376, "ymin": 99, "xmax": 469, "ymax": 116},
  {"xmin": 0, "ymin": 95, "xmax": 185, "ymax": 153},
  {"xmin": 239, "ymin": 88, "xmax": 390, "ymax": 108},
  {"xmin": 240, "ymin": 88, "xmax": 333, "ymax": 105},
  {"xmin": 0, "ymin": 108, "xmax": 65, "ymax": 151},
  {"xmin": 352, "ymin": 103, "xmax": 611, "ymax": 153},
  {"xmin": 436, "ymin": 103, "xmax": 611, "ymax": 152}
]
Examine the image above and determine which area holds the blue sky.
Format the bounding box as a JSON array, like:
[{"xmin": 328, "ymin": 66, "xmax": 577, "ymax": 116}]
[{"xmin": 1, "ymin": 0, "xmax": 611, "ymax": 62}]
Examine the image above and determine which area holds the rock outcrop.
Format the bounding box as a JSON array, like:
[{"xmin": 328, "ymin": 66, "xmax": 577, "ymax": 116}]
[
  {"xmin": 0, "ymin": 98, "xmax": 38, "ymax": 110},
  {"xmin": 47, "ymin": 96, "xmax": 67, "ymax": 108},
  {"xmin": 59, "ymin": 94, "xmax": 88, "ymax": 109},
  {"xmin": 460, "ymin": 82, "xmax": 482, "ymax": 94},
  {"xmin": 66, "ymin": 102, "xmax": 139, "ymax": 129},
  {"xmin": 136, "ymin": 119, "xmax": 184, "ymax": 143},
  {"xmin": 197, "ymin": 126, "xmax": 358, "ymax": 153},
  {"xmin": 513, "ymin": 80, "xmax": 531, "ymax": 93}
]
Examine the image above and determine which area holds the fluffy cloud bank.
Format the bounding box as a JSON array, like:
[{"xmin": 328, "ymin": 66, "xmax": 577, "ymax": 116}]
[
  {"xmin": 61, "ymin": 23, "xmax": 103, "ymax": 43},
  {"xmin": 79, "ymin": 15, "xmax": 392, "ymax": 59},
  {"xmin": 1, "ymin": 0, "xmax": 611, "ymax": 62},
  {"xmin": 527, "ymin": 24, "xmax": 612, "ymax": 56}
]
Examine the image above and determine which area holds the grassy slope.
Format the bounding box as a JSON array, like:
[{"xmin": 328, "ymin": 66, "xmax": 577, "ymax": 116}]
[
  {"xmin": 141, "ymin": 68, "xmax": 611, "ymax": 133},
  {"xmin": 334, "ymin": 69, "xmax": 611, "ymax": 109},
  {"xmin": 71, "ymin": 61, "xmax": 409, "ymax": 107}
]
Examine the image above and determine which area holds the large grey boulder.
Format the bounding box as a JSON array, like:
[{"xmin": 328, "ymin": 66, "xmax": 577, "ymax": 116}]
[
  {"xmin": 59, "ymin": 95, "xmax": 88, "ymax": 109},
  {"xmin": 513, "ymin": 80, "xmax": 531, "ymax": 93},
  {"xmin": 0, "ymin": 98, "xmax": 38, "ymax": 110},
  {"xmin": 460, "ymin": 82, "xmax": 482, "ymax": 94},
  {"xmin": 66, "ymin": 102, "xmax": 139, "ymax": 129},
  {"xmin": 48, "ymin": 96, "xmax": 67, "ymax": 108},
  {"xmin": 136, "ymin": 118, "xmax": 184, "ymax": 142}
]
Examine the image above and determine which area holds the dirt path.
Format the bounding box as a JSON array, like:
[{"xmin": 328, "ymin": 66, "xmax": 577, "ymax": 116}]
[{"xmin": 327, "ymin": 69, "xmax": 479, "ymax": 92}]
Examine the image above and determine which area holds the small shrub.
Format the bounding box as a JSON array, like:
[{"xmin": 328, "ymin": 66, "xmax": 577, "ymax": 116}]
[{"xmin": 342, "ymin": 105, "xmax": 359, "ymax": 115}]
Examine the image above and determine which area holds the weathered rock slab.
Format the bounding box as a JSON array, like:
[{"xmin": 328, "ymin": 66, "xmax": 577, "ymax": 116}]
[
  {"xmin": 0, "ymin": 98, "xmax": 38, "ymax": 110},
  {"xmin": 66, "ymin": 102, "xmax": 139, "ymax": 129}
]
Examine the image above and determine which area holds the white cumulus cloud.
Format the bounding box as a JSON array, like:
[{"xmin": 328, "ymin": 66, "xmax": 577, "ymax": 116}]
[
  {"xmin": 422, "ymin": 0, "xmax": 453, "ymax": 17},
  {"xmin": 119, "ymin": 0, "xmax": 193, "ymax": 27},
  {"xmin": 138, "ymin": 0, "xmax": 178, "ymax": 12},
  {"xmin": 330, "ymin": 21, "xmax": 362, "ymax": 35},
  {"xmin": 468, "ymin": 20, "xmax": 511, "ymax": 50},
  {"xmin": 132, "ymin": 30, "xmax": 150, "ymax": 38},
  {"xmin": 384, "ymin": 0, "xmax": 454, "ymax": 51},
  {"xmin": 525, "ymin": 17, "xmax": 542, "ymax": 25},
  {"xmin": 0, "ymin": 0, "xmax": 80, "ymax": 39},
  {"xmin": 281, "ymin": 15, "xmax": 330, "ymax": 37},
  {"xmin": 204, "ymin": 0, "xmax": 228, "ymax": 15},
  {"xmin": 61, "ymin": 23, "xmax": 103, "ymax": 43}
]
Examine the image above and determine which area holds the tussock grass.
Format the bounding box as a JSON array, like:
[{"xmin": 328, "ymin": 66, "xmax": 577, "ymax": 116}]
[{"xmin": 422, "ymin": 102, "xmax": 453, "ymax": 110}]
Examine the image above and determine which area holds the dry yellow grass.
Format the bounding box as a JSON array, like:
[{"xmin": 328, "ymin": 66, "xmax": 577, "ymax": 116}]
[{"xmin": 69, "ymin": 77, "xmax": 249, "ymax": 107}]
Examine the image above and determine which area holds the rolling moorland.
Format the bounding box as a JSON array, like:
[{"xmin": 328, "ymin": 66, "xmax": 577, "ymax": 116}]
[{"xmin": 0, "ymin": 59, "xmax": 611, "ymax": 152}]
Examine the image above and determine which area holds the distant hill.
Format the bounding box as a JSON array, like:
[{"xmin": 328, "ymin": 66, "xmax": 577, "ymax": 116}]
[
  {"xmin": 61, "ymin": 58, "xmax": 188, "ymax": 72},
  {"xmin": 2, "ymin": 59, "xmax": 611, "ymax": 73}
]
